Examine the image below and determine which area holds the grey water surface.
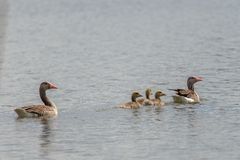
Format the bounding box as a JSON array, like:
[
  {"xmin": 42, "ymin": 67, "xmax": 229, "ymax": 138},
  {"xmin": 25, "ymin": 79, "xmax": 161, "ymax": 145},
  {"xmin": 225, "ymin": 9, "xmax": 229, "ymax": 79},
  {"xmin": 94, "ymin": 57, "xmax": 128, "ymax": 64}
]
[{"xmin": 0, "ymin": 0, "xmax": 239, "ymax": 159}]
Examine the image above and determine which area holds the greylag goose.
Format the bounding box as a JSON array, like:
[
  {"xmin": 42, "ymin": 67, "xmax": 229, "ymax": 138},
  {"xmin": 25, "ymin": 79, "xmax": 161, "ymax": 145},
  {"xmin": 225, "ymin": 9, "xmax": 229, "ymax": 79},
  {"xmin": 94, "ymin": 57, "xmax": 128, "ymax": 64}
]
[
  {"xmin": 119, "ymin": 92, "xmax": 143, "ymax": 109},
  {"xmin": 137, "ymin": 88, "xmax": 154, "ymax": 105},
  {"xmin": 152, "ymin": 90, "xmax": 166, "ymax": 106},
  {"xmin": 169, "ymin": 76, "xmax": 203, "ymax": 103},
  {"xmin": 14, "ymin": 81, "xmax": 58, "ymax": 118}
]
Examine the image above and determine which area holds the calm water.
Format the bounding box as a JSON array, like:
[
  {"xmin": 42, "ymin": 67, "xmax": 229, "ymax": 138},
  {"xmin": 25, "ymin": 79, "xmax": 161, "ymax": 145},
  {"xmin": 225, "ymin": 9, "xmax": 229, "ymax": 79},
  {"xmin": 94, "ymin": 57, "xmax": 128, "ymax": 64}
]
[{"xmin": 0, "ymin": 0, "xmax": 240, "ymax": 159}]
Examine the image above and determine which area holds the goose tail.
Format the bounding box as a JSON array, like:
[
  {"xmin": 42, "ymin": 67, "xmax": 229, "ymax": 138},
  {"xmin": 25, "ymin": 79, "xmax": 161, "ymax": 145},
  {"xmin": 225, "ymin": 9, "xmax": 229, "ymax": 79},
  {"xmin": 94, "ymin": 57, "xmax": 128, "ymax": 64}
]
[{"xmin": 14, "ymin": 108, "xmax": 28, "ymax": 118}]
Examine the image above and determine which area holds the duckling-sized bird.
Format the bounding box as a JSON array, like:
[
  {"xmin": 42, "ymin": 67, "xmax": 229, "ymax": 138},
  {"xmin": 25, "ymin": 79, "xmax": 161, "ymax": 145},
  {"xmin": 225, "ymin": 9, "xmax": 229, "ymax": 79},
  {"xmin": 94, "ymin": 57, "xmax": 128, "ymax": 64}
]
[
  {"xmin": 169, "ymin": 76, "xmax": 203, "ymax": 103},
  {"xmin": 14, "ymin": 81, "xmax": 58, "ymax": 118},
  {"xmin": 152, "ymin": 90, "xmax": 166, "ymax": 106},
  {"xmin": 119, "ymin": 92, "xmax": 143, "ymax": 109},
  {"xmin": 137, "ymin": 88, "xmax": 154, "ymax": 105}
]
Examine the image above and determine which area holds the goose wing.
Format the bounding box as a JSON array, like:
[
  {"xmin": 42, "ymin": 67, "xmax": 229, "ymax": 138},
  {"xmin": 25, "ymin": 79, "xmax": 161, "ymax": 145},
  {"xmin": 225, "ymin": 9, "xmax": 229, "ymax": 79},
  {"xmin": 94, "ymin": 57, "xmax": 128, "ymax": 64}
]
[
  {"xmin": 169, "ymin": 89, "xmax": 191, "ymax": 97},
  {"xmin": 22, "ymin": 105, "xmax": 55, "ymax": 116}
]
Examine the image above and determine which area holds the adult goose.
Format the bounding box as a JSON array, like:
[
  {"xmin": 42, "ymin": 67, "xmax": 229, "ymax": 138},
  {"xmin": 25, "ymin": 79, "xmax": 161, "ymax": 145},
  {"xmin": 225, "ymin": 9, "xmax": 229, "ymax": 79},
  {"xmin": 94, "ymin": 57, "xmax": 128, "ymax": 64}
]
[
  {"xmin": 119, "ymin": 92, "xmax": 143, "ymax": 109},
  {"xmin": 137, "ymin": 88, "xmax": 154, "ymax": 106},
  {"xmin": 169, "ymin": 76, "xmax": 203, "ymax": 103},
  {"xmin": 152, "ymin": 90, "xmax": 166, "ymax": 106},
  {"xmin": 14, "ymin": 81, "xmax": 58, "ymax": 118}
]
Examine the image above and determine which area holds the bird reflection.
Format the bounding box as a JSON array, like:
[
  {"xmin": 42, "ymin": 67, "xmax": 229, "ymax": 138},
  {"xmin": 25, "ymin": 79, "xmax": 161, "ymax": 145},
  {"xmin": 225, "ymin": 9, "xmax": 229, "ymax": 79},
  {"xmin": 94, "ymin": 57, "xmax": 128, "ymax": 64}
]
[
  {"xmin": 131, "ymin": 109, "xmax": 141, "ymax": 118},
  {"xmin": 174, "ymin": 105, "xmax": 198, "ymax": 129},
  {"xmin": 154, "ymin": 106, "xmax": 164, "ymax": 115},
  {"xmin": 39, "ymin": 118, "xmax": 54, "ymax": 158}
]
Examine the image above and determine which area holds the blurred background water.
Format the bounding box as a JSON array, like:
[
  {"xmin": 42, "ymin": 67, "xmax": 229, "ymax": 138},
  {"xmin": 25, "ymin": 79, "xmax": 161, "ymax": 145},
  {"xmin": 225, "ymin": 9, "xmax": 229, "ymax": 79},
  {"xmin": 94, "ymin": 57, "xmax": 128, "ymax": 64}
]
[{"xmin": 0, "ymin": 0, "xmax": 239, "ymax": 159}]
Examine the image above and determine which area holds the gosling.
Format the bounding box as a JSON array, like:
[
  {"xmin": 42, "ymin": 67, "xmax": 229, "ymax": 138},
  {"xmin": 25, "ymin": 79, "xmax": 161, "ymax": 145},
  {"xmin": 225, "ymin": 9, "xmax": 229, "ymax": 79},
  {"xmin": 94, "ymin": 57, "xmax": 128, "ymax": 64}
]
[
  {"xmin": 119, "ymin": 92, "xmax": 143, "ymax": 109},
  {"xmin": 137, "ymin": 88, "xmax": 154, "ymax": 106},
  {"xmin": 152, "ymin": 90, "xmax": 166, "ymax": 106}
]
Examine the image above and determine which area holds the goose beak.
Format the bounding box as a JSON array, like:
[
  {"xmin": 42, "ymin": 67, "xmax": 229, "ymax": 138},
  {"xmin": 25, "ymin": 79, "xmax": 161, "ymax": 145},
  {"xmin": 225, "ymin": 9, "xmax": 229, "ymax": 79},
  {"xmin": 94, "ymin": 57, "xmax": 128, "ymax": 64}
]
[
  {"xmin": 50, "ymin": 83, "xmax": 58, "ymax": 89},
  {"xmin": 196, "ymin": 77, "xmax": 203, "ymax": 81}
]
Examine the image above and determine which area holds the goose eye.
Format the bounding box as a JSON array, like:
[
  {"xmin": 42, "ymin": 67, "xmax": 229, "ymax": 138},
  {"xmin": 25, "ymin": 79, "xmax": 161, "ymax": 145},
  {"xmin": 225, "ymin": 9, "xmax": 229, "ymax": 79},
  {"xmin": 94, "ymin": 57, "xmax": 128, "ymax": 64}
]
[{"xmin": 42, "ymin": 82, "xmax": 48, "ymax": 86}]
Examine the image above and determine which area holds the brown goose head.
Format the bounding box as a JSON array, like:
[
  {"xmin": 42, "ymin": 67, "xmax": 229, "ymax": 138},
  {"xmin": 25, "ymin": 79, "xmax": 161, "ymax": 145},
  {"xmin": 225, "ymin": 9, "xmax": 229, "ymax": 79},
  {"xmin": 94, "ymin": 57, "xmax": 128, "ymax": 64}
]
[
  {"xmin": 40, "ymin": 81, "xmax": 58, "ymax": 91},
  {"xmin": 187, "ymin": 76, "xmax": 203, "ymax": 90},
  {"xmin": 131, "ymin": 92, "xmax": 143, "ymax": 102},
  {"xmin": 145, "ymin": 88, "xmax": 153, "ymax": 99},
  {"xmin": 155, "ymin": 90, "xmax": 166, "ymax": 99}
]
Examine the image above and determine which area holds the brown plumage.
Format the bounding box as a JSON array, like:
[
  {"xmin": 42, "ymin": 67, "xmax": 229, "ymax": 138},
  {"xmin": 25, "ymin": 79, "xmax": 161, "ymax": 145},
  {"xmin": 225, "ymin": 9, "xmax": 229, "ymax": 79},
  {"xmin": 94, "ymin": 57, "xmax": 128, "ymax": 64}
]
[
  {"xmin": 137, "ymin": 88, "xmax": 154, "ymax": 105},
  {"xmin": 14, "ymin": 81, "xmax": 58, "ymax": 118},
  {"xmin": 169, "ymin": 76, "xmax": 203, "ymax": 103},
  {"xmin": 119, "ymin": 92, "xmax": 143, "ymax": 109},
  {"xmin": 152, "ymin": 90, "xmax": 166, "ymax": 106},
  {"xmin": 18, "ymin": 105, "xmax": 56, "ymax": 117}
]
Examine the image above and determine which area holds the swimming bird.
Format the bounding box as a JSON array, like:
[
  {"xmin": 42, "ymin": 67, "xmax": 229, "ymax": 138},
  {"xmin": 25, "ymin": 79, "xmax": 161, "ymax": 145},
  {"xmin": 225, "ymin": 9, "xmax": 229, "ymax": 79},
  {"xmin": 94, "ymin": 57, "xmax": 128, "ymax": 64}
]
[
  {"xmin": 169, "ymin": 76, "xmax": 203, "ymax": 103},
  {"xmin": 152, "ymin": 90, "xmax": 166, "ymax": 106},
  {"xmin": 14, "ymin": 81, "xmax": 58, "ymax": 118},
  {"xmin": 119, "ymin": 92, "xmax": 143, "ymax": 109},
  {"xmin": 137, "ymin": 88, "xmax": 154, "ymax": 105}
]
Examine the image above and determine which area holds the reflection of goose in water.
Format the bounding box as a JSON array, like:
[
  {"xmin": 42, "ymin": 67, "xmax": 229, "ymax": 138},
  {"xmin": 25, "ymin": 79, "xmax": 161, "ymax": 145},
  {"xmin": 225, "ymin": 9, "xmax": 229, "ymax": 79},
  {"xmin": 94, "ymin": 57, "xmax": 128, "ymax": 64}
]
[
  {"xmin": 39, "ymin": 119, "xmax": 54, "ymax": 158},
  {"xmin": 40, "ymin": 119, "xmax": 52, "ymax": 147}
]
